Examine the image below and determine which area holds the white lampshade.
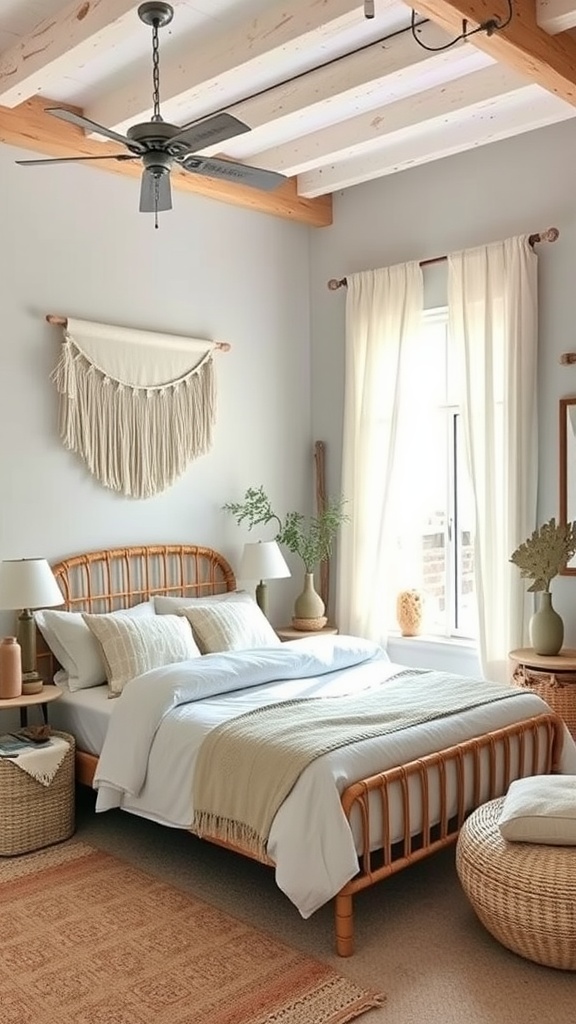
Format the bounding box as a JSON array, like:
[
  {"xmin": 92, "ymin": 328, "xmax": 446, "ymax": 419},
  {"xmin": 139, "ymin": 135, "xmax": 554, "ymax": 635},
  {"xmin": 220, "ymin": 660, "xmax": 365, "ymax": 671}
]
[
  {"xmin": 239, "ymin": 541, "xmax": 290, "ymax": 582},
  {"xmin": 0, "ymin": 558, "xmax": 64, "ymax": 610}
]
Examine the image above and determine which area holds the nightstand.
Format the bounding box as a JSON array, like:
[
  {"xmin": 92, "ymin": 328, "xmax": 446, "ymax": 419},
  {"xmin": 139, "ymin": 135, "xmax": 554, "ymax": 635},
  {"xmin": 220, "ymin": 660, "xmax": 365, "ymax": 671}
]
[
  {"xmin": 0, "ymin": 684, "xmax": 63, "ymax": 729},
  {"xmin": 276, "ymin": 625, "xmax": 339, "ymax": 641},
  {"xmin": 509, "ymin": 648, "xmax": 576, "ymax": 736}
]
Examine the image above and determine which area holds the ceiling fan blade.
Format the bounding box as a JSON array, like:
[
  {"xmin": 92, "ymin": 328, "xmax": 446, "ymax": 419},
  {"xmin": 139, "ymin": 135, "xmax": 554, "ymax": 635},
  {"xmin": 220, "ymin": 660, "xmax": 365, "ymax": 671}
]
[
  {"xmin": 181, "ymin": 155, "xmax": 285, "ymax": 192},
  {"xmin": 139, "ymin": 170, "xmax": 172, "ymax": 213},
  {"xmin": 167, "ymin": 112, "xmax": 250, "ymax": 156},
  {"xmin": 45, "ymin": 107, "xmax": 145, "ymax": 152},
  {"xmin": 16, "ymin": 154, "xmax": 138, "ymax": 166}
]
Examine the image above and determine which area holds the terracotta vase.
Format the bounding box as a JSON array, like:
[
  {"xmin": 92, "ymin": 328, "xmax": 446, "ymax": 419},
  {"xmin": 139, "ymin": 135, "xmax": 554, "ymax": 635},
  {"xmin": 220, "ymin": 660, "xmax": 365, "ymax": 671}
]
[
  {"xmin": 529, "ymin": 591, "xmax": 564, "ymax": 656},
  {"xmin": 0, "ymin": 637, "xmax": 22, "ymax": 699}
]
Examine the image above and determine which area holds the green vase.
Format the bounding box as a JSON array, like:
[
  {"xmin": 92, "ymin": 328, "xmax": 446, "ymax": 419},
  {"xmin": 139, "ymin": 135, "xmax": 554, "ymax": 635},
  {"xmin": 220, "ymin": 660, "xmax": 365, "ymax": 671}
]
[{"xmin": 529, "ymin": 592, "xmax": 564, "ymax": 656}]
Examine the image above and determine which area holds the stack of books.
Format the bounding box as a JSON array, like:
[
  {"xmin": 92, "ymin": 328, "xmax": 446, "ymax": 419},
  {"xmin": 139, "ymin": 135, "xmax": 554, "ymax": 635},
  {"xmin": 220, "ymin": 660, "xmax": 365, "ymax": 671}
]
[{"xmin": 0, "ymin": 734, "xmax": 53, "ymax": 757}]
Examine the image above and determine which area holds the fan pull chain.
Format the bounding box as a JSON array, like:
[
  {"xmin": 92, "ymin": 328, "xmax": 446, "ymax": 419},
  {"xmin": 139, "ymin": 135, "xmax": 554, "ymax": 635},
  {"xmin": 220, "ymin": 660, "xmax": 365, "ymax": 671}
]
[{"xmin": 152, "ymin": 19, "xmax": 162, "ymax": 122}]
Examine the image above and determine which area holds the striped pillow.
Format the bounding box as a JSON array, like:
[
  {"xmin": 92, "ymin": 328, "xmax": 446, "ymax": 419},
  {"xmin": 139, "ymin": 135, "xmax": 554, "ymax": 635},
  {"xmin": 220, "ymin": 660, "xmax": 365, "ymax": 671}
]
[
  {"xmin": 183, "ymin": 601, "xmax": 281, "ymax": 654},
  {"xmin": 83, "ymin": 613, "xmax": 200, "ymax": 697}
]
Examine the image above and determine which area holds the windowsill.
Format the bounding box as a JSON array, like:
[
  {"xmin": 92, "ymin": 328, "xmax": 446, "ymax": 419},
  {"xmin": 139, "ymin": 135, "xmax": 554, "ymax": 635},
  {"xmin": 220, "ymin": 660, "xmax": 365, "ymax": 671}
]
[
  {"xmin": 388, "ymin": 632, "xmax": 477, "ymax": 652},
  {"xmin": 386, "ymin": 633, "xmax": 480, "ymax": 675}
]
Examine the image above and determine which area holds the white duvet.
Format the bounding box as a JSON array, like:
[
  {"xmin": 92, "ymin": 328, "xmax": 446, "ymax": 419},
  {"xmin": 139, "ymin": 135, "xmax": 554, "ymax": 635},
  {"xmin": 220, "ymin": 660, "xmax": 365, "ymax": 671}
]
[{"xmin": 94, "ymin": 635, "xmax": 576, "ymax": 918}]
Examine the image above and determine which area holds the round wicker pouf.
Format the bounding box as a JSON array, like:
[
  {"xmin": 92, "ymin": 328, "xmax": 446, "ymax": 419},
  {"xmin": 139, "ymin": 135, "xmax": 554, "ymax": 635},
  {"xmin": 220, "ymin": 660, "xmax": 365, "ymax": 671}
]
[{"xmin": 456, "ymin": 797, "xmax": 576, "ymax": 970}]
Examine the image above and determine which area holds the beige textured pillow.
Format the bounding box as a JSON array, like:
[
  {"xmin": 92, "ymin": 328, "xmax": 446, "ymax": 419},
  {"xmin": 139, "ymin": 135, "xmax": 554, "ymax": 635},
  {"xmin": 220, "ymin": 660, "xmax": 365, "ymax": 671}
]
[
  {"xmin": 498, "ymin": 775, "xmax": 576, "ymax": 845},
  {"xmin": 154, "ymin": 591, "xmax": 249, "ymax": 614},
  {"xmin": 83, "ymin": 613, "xmax": 200, "ymax": 697},
  {"xmin": 183, "ymin": 601, "xmax": 281, "ymax": 654}
]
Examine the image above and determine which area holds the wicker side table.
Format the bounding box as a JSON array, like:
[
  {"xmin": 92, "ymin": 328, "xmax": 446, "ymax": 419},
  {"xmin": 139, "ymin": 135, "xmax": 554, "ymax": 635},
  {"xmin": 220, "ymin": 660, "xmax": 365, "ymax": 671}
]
[
  {"xmin": 0, "ymin": 730, "xmax": 75, "ymax": 856},
  {"xmin": 509, "ymin": 648, "xmax": 576, "ymax": 737}
]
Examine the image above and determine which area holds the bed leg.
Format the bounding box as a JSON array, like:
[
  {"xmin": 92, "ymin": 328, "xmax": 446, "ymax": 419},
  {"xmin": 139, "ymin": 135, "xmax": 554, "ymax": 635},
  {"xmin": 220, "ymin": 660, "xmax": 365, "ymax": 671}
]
[{"xmin": 334, "ymin": 893, "xmax": 354, "ymax": 957}]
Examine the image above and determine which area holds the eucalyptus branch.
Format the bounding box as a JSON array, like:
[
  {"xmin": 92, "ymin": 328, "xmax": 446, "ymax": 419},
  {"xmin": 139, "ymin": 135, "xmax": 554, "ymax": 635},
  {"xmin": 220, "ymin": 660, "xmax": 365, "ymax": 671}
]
[
  {"xmin": 222, "ymin": 486, "xmax": 283, "ymax": 535},
  {"xmin": 223, "ymin": 488, "xmax": 349, "ymax": 573}
]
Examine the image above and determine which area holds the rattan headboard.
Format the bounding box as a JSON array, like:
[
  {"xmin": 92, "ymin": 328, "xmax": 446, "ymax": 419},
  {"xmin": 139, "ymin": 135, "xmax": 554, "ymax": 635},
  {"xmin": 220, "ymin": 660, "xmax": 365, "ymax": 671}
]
[{"xmin": 37, "ymin": 544, "xmax": 236, "ymax": 679}]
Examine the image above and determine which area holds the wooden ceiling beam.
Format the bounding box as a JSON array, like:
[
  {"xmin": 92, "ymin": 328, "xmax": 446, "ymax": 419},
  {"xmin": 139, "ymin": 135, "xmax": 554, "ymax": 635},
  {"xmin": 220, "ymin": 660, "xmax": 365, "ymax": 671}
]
[
  {"xmin": 537, "ymin": 0, "xmax": 576, "ymax": 34},
  {"xmin": 247, "ymin": 64, "xmax": 530, "ymax": 175},
  {"xmin": 0, "ymin": 0, "xmax": 140, "ymax": 108},
  {"xmin": 298, "ymin": 83, "xmax": 574, "ymax": 195},
  {"xmin": 87, "ymin": 0, "xmax": 395, "ymax": 135},
  {"xmin": 403, "ymin": 0, "xmax": 576, "ymax": 104},
  {"xmin": 197, "ymin": 24, "xmax": 483, "ymax": 160},
  {"xmin": 0, "ymin": 97, "xmax": 332, "ymax": 227}
]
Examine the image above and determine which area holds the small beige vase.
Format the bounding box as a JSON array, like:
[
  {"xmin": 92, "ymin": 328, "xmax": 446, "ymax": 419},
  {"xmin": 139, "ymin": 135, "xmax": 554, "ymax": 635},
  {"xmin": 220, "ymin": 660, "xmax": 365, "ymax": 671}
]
[
  {"xmin": 396, "ymin": 589, "xmax": 424, "ymax": 637},
  {"xmin": 292, "ymin": 573, "xmax": 327, "ymax": 631}
]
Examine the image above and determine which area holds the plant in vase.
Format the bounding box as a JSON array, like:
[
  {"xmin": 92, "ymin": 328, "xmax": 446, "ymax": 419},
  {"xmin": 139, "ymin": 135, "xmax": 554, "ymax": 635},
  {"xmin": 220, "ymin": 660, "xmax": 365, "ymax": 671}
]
[
  {"xmin": 509, "ymin": 517, "xmax": 576, "ymax": 656},
  {"xmin": 223, "ymin": 486, "xmax": 349, "ymax": 630}
]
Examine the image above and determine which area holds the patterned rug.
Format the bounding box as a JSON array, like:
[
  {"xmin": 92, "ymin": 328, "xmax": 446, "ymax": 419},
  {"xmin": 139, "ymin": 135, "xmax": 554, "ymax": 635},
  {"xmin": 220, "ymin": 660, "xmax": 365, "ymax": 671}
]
[{"xmin": 0, "ymin": 841, "xmax": 385, "ymax": 1024}]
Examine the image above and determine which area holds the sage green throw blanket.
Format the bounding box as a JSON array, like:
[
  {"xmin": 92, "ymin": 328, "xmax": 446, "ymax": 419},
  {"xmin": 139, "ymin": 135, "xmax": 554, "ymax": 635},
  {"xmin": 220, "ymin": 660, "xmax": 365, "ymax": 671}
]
[{"xmin": 191, "ymin": 671, "xmax": 525, "ymax": 858}]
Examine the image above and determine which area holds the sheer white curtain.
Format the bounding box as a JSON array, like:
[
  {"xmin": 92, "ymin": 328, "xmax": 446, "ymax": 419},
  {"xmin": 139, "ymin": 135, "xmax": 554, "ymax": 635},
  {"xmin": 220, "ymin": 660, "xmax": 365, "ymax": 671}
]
[
  {"xmin": 336, "ymin": 263, "xmax": 423, "ymax": 643},
  {"xmin": 448, "ymin": 237, "xmax": 538, "ymax": 681}
]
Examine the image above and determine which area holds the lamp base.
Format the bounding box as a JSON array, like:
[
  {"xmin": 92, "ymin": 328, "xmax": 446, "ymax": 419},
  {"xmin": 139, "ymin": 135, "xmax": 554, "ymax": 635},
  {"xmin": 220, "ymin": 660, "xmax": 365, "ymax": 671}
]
[
  {"xmin": 21, "ymin": 672, "xmax": 43, "ymax": 696},
  {"xmin": 255, "ymin": 580, "xmax": 269, "ymax": 619}
]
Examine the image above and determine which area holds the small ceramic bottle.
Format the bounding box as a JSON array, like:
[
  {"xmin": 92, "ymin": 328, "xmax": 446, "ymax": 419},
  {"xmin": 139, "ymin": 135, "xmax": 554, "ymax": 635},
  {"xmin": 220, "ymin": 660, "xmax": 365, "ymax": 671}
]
[{"xmin": 0, "ymin": 637, "xmax": 22, "ymax": 699}]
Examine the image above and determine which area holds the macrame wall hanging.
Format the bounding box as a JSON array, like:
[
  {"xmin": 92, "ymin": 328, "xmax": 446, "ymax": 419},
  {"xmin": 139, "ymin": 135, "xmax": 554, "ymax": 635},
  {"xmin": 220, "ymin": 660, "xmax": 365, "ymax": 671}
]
[{"xmin": 46, "ymin": 315, "xmax": 230, "ymax": 499}]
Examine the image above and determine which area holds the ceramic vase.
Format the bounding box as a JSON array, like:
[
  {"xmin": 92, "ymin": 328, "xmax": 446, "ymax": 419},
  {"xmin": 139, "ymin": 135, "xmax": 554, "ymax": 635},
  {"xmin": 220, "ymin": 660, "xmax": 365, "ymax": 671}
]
[
  {"xmin": 529, "ymin": 591, "xmax": 564, "ymax": 656},
  {"xmin": 396, "ymin": 589, "xmax": 424, "ymax": 637},
  {"xmin": 292, "ymin": 573, "xmax": 327, "ymax": 631},
  {"xmin": 0, "ymin": 636, "xmax": 22, "ymax": 699}
]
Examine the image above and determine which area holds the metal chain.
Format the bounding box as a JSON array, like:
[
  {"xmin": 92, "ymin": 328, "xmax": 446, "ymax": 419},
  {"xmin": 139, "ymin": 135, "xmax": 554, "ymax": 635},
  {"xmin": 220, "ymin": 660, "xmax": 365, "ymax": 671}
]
[{"xmin": 151, "ymin": 19, "xmax": 161, "ymax": 121}]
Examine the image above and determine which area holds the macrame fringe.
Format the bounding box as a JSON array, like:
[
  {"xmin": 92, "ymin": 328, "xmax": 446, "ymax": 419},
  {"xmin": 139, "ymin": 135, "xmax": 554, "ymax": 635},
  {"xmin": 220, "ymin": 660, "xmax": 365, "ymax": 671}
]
[
  {"xmin": 192, "ymin": 811, "xmax": 266, "ymax": 860},
  {"xmin": 51, "ymin": 339, "xmax": 216, "ymax": 498}
]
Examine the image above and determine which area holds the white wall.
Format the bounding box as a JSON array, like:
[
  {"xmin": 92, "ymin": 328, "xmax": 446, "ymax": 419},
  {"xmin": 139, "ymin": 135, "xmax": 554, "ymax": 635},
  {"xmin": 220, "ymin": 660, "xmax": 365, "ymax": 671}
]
[
  {"xmin": 0, "ymin": 144, "xmax": 313, "ymax": 632},
  {"xmin": 309, "ymin": 118, "xmax": 576, "ymax": 655}
]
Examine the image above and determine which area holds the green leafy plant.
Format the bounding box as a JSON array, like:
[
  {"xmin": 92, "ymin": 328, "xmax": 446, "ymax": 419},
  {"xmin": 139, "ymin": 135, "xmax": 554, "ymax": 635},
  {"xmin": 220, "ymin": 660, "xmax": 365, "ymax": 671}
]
[
  {"xmin": 223, "ymin": 485, "xmax": 349, "ymax": 573},
  {"xmin": 509, "ymin": 517, "xmax": 576, "ymax": 592}
]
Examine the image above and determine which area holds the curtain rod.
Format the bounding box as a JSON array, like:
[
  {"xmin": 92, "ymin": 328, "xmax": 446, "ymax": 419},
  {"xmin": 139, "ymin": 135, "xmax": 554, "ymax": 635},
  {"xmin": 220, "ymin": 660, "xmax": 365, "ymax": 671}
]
[
  {"xmin": 45, "ymin": 314, "xmax": 231, "ymax": 351},
  {"xmin": 326, "ymin": 227, "xmax": 560, "ymax": 291}
]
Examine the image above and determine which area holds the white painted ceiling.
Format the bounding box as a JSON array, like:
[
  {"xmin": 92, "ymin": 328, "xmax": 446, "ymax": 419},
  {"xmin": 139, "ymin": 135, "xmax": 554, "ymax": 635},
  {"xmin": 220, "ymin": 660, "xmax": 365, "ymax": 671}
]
[{"xmin": 0, "ymin": 0, "xmax": 575, "ymax": 200}]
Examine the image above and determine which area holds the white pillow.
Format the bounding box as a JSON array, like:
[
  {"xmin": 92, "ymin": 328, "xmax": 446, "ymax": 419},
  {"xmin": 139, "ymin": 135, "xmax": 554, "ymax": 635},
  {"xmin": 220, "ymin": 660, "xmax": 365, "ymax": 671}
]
[
  {"xmin": 183, "ymin": 601, "xmax": 281, "ymax": 654},
  {"xmin": 154, "ymin": 591, "xmax": 248, "ymax": 614},
  {"xmin": 82, "ymin": 613, "xmax": 200, "ymax": 697},
  {"xmin": 35, "ymin": 601, "xmax": 154, "ymax": 691},
  {"xmin": 498, "ymin": 775, "xmax": 576, "ymax": 845}
]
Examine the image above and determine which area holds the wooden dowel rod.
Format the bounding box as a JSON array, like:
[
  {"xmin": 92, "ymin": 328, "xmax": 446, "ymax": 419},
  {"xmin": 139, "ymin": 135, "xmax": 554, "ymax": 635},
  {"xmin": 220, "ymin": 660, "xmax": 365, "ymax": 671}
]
[{"xmin": 45, "ymin": 314, "xmax": 230, "ymax": 351}]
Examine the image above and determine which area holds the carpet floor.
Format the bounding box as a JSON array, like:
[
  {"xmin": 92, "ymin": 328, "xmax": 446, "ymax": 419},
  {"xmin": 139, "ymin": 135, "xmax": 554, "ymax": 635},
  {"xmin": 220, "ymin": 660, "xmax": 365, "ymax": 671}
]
[{"xmin": 57, "ymin": 789, "xmax": 576, "ymax": 1023}]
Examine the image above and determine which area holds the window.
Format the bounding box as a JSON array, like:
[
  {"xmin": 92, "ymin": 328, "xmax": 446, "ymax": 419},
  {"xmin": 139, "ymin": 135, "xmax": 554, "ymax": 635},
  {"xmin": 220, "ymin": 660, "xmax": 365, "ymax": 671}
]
[{"xmin": 386, "ymin": 309, "xmax": 477, "ymax": 640}]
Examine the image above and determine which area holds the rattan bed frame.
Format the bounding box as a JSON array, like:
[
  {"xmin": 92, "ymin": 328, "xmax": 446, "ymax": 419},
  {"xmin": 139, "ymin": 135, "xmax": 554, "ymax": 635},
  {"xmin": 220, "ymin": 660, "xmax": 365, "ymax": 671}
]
[{"xmin": 37, "ymin": 544, "xmax": 565, "ymax": 957}]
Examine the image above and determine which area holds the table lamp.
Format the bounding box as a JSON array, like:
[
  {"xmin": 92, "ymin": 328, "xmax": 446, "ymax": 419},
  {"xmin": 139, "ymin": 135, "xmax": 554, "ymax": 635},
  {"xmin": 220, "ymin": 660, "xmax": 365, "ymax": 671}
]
[
  {"xmin": 0, "ymin": 558, "xmax": 64, "ymax": 694},
  {"xmin": 238, "ymin": 541, "xmax": 290, "ymax": 619}
]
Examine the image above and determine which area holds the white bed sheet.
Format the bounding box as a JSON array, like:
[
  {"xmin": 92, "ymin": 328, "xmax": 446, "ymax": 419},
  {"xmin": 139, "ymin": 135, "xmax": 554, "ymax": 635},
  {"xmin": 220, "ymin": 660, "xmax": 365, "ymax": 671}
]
[
  {"xmin": 49, "ymin": 684, "xmax": 111, "ymax": 756},
  {"xmin": 91, "ymin": 639, "xmax": 576, "ymax": 919}
]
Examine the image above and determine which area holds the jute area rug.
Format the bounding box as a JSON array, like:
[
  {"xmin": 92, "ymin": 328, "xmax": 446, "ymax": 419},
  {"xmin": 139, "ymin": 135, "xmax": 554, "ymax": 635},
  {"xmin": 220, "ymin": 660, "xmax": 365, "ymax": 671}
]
[{"xmin": 0, "ymin": 840, "xmax": 385, "ymax": 1024}]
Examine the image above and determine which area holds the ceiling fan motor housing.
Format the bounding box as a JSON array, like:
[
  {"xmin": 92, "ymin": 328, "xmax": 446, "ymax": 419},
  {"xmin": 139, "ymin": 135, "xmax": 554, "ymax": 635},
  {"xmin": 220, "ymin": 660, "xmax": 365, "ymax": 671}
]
[{"xmin": 126, "ymin": 121, "xmax": 182, "ymax": 169}]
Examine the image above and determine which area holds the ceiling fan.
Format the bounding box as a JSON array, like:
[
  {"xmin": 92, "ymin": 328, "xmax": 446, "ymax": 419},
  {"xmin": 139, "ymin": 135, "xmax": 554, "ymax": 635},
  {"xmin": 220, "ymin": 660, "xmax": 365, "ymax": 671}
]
[{"xmin": 16, "ymin": 2, "xmax": 286, "ymax": 225}]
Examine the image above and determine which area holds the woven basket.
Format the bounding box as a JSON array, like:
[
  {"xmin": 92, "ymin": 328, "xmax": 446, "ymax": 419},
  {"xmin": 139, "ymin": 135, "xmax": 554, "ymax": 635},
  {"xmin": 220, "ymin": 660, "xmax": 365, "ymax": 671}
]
[
  {"xmin": 512, "ymin": 666, "xmax": 576, "ymax": 735},
  {"xmin": 456, "ymin": 797, "xmax": 576, "ymax": 970},
  {"xmin": 291, "ymin": 616, "xmax": 328, "ymax": 632},
  {"xmin": 0, "ymin": 730, "xmax": 75, "ymax": 857}
]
